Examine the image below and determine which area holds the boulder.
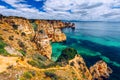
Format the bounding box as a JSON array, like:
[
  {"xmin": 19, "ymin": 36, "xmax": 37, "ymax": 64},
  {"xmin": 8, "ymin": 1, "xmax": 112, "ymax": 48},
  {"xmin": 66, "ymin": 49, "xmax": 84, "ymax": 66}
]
[{"xmin": 90, "ymin": 60, "xmax": 112, "ymax": 80}]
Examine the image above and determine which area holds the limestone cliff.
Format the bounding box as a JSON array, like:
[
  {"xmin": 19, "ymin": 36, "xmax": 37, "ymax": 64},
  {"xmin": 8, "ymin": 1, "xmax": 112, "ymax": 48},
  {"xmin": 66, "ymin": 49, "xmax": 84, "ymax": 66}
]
[
  {"xmin": 0, "ymin": 15, "xmax": 67, "ymax": 59},
  {"xmin": 0, "ymin": 15, "xmax": 112, "ymax": 80},
  {"xmin": 33, "ymin": 30, "xmax": 52, "ymax": 59},
  {"xmin": 34, "ymin": 20, "xmax": 66, "ymax": 42},
  {"xmin": 90, "ymin": 60, "xmax": 112, "ymax": 80},
  {"xmin": 69, "ymin": 54, "xmax": 93, "ymax": 80}
]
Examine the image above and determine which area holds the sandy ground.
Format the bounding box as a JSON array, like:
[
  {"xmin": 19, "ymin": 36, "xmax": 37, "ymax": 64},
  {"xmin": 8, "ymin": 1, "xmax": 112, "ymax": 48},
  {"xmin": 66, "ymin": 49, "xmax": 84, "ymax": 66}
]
[{"xmin": 0, "ymin": 55, "xmax": 18, "ymax": 73}]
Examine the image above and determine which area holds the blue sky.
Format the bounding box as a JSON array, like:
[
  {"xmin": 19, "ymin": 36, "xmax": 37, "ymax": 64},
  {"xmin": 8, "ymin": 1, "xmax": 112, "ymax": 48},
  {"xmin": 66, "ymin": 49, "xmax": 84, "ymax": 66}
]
[{"xmin": 0, "ymin": 0, "xmax": 120, "ymax": 21}]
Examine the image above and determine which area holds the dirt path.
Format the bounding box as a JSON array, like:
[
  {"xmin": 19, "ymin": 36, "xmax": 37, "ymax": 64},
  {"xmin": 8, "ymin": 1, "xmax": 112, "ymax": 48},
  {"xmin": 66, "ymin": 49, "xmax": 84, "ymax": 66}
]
[
  {"xmin": 0, "ymin": 55, "xmax": 81, "ymax": 80},
  {"xmin": 0, "ymin": 55, "xmax": 18, "ymax": 73}
]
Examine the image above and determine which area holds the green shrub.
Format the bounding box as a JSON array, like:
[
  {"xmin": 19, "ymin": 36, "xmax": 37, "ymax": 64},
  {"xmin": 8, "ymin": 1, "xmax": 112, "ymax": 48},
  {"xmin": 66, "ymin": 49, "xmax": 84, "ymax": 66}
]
[
  {"xmin": 19, "ymin": 77, "xmax": 26, "ymax": 80},
  {"xmin": 12, "ymin": 24, "xmax": 19, "ymax": 30},
  {"xmin": 32, "ymin": 23, "xmax": 38, "ymax": 31},
  {"xmin": 27, "ymin": 60, "xmax": 45, "ymax": 68},
  {"xmin": 82, "ymin": 74, "xmax": 86, "ymax": 79},
  {"xmin": 0, "ymin": 36, "xmax": 4, "ymax": 40},
  {"xmin": 0, "ymin": 40, "xmax": 9, "ymax": 56},
  {"xmin": 23, "ymin": 71, "xmax": 32, "ymax": 79},
  {"xmin": 28, "ymin": 54, "xmax": 56, "ymax": 69},
  {"xmin": 20, "ymin": 71, "xmax": 36, "ymax": 80},
  {"xmin": 19, "ymin": 50, "xmax": 26, "ymax": 56},
  {"xmin": 39, "ymin": 29, "xmax": 44, "ymax": 34},
  {"xmin": 43, "ymin": 62, "xmax": 57, "ymax": 69},
  {"xmin": 33, "ymin": 54, "xmax": 47, "ymax": 61},
  {"xmin": 44, "ymin": 71, "xmax": 58, "ymax": 80},
  {"xmin": 73, "ymin": 78, "xmax": 78, "ymax": 80},
  {"xmin": 27, "ymin": 60, "xmax": 38, "ymax": 67},
  {"xmin": 9, "ymin": 35, "xmax": 14, "ymax": 40},
  {"xmin": 21, "ymin": 32, "xmax": 26, "ymax": 36},
  {"xmin": 17, "ymin": 40, "xmax": 25, "ymax": 48},
  {"xmin": 57, "ymin": 47, "xmax": 78, "ymax": 63}
]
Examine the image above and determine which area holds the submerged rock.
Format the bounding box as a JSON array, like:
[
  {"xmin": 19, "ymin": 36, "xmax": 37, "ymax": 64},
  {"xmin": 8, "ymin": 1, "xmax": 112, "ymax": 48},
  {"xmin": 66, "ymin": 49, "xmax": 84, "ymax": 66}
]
[{"xmin": 90, "ymin": 60, "xmax": 112, "ymax": 80}]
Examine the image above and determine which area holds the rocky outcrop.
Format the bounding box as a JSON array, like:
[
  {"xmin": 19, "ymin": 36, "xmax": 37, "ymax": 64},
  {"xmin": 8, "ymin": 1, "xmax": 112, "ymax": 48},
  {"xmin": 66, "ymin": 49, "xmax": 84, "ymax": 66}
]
[
  {"xmin": 0, "ymin": 15, "xmax": 113, "ymax": 80},
  {"xmin": 34, "ymin": 20, "xmax": 66, "ymax": 42},
  {"xmin": 33, "ymin": 30, "xmax": 52, "ymax": 59},
  {"xmin": 57, "ymin": 48, "xmax": 92, "ymax": 79},
  {"xmin": 52, "ymin": 29, "xmax": 66, "ymax": 42},
  {"xmin": 4, "ymin": 46, "xmax": 22, "ymax": 56},
  {"xmin": 69, "ymin": 54, "xmax": 93, "ymax": 80},
  {"xmin": 0, "ymin": 15, "xmax": 67, "ymax": 59},
  {"xmin": 90, "ymin": 60, "xmax": 112, "ymax": 80},
  {"xmin": 1, "ymin": 16, "xmax": 34, "ymax": 35},
  {"xmin": 31, "ymin": 20, "xmax": 67, "ymax": 58}
]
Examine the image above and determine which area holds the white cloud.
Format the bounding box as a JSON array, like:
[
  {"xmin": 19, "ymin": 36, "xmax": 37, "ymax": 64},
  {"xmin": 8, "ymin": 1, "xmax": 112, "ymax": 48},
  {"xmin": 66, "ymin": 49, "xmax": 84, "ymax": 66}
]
[
  {"xmin": 1, "ymin": 0, "xmax": 31, "ymax": 8},
  {"xmin": 0, "ymin": 5, "xmax": 6, "ymax": 9},
  {"xmin": 0, "ymin": 0, "xmax": 120, "ymax": 21},
  {"xmin": 42, "ymin": 0, "xmax": 120, "ymax": 21}
]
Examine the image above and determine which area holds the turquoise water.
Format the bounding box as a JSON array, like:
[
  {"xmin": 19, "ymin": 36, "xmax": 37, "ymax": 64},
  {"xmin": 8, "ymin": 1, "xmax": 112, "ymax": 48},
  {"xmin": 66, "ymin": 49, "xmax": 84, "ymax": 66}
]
[{"xmin": 52, "ymin": 21, "xmax": 120, "ymax": 80}]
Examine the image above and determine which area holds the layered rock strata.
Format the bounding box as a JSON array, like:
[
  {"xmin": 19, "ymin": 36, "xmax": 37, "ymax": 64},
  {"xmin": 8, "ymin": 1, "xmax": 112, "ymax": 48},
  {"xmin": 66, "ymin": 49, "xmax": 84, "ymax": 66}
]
[
  {"xmin": 90, "ymin": 60, "xmax": 112, "ymax": 80},
  {"xmin": 69, "ymin": 54, "xmax": 93, "ymax": 80},
  {"xmin": 34, "ymin": 20, "xmax": 66, "ymax": 42}
]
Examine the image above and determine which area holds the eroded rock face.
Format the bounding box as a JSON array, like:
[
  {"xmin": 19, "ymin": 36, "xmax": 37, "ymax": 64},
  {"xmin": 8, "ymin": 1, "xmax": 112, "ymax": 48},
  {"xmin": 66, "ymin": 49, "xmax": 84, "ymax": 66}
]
[
  {"xmin": 1, "ymin": 17, "xmax": 34, "ymax": 35},
  {"xmin": 69, "ymin": 54, "xmax": 93, "ymax": 80},
  {"xmin": 34, "ymin": 20, "xmax": 66, "ymax": 42},
  {"xmin": 0, "ymin": 15, "xmax": 68, "ymax": 59},
  {"xmin": 32, "ymin": 20, "xmax": 67, "ymax": 59},
  {"xmin": 52, "ymin": 29, "xmax": 66, "ymax": 42},
  {"xmin": 90, "ymin": 60, "xmax": 112, "ymax": 80},
  {"xmin": 33, "ymin": 30, "xmax": 52, "ymax": 59},
  {"xmin": 4, "ymin": 46, "xmax": 22, "ymax": 56}
]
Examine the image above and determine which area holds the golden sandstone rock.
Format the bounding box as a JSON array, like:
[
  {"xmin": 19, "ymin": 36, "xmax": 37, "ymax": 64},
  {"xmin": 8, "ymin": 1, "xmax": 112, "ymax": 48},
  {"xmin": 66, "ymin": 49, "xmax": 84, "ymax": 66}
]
[
  {"xmin": 69, "ymin": 54, "xmax": 93, "ymax": 80},
  {"xmin": 0, "ymin": 15, "xmax": 67, "ymax": 59},
  {"xmin": 90, "ymin": 60, "xmax": 112, "ymax": 80},
  {"xmin": 33, "ymin": 20, "xmax": 66, "ymax": 58},
  {"xmin": 33, "ymin": 30, "xmax": 52, "ymax": 59},
  {"xmin": 35, "ymin": 20, "xmax": 66, "ymax": 42}
]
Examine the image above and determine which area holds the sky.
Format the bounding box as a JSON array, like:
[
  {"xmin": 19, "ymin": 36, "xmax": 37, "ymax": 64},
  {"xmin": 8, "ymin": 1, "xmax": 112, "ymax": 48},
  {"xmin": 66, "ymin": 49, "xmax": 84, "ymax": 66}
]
[{"xmin": 0, "ymin": 0, "xmax": 120, "ymax": 21}]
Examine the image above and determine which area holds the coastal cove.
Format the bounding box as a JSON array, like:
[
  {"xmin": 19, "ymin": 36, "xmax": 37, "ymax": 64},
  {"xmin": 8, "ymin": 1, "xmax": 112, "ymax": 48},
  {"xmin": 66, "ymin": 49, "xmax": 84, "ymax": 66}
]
[{"xmin": 52, "ymin": 21, "xmax": 120, "ymax": 80}]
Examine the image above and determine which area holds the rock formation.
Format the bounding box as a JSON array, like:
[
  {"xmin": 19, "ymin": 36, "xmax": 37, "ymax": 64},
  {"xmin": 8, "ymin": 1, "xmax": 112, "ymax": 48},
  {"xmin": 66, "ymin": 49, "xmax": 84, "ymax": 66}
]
[
  {"xmin": 52, "ymin": 28, "xmax": 66, "ymax": 42},
  {"xmin": 0, "ymin": 15, "xmax": 112, "ymax": 80},
  {"xmin": 34, "ymin": 20, "xmax": 66, "ymax": 42},
  {"xmin": 69, "ymin": 54, "xmax": 93, "ymax": 80},
  {"xmin": 90, "ymin": 60, "xmax": 112, "ymax": 80},
  {"xmin": 33, "ymin": 29, "xmax": 52, "ymax": 59},
  {"xmin": 0, "ymin": 15, "xmax": 67, "ymax": 59},
  {"xmin": 1, "ymin": 16, "xmax": 34, "ymax": 35},
  {"xmin": 4, "ymin": 46, "xmax": 22, "ymax": 56}
]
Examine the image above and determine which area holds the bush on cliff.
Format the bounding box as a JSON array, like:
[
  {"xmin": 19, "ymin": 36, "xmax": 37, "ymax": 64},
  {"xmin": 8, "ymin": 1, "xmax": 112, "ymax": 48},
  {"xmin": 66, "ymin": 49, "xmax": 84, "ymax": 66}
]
[
  {"xmin": 19, "ymin": 50, "xmax": 26, "ymax": 56},
  {"xmin": 44, "ymin": 71, "xmax": 58, "ymax": 80},
  {"xmin": 0, "ymin": 40, "xmax": 9, "ymax": 56},
  {"xmin": 32, "ymin": 23, "xmax": 38, "ymax": 31},
  {"xmin": 57, "ymin": 47, "xmax": 78, "ymax": 63},
  {"xmin": 12, "ymin": 24, "xmax": 19, "ymax": 30},
  {"xmin": 27, "ymin": 54, "xmax": 47, "ymax": 68}
]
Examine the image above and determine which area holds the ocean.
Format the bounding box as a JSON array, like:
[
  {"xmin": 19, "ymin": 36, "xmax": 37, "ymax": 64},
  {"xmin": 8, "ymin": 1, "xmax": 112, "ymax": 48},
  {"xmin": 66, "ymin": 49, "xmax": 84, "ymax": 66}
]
[{"xmin": 52, "ymin": 21, "xmax": 120, "ymax": 80}]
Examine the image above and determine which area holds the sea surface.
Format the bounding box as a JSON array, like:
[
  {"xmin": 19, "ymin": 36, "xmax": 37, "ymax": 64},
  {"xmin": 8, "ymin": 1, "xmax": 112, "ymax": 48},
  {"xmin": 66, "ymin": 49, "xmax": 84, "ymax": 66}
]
[{"xmin": 52, "ymin": 21, "xmax": 120, "ymax": 80}]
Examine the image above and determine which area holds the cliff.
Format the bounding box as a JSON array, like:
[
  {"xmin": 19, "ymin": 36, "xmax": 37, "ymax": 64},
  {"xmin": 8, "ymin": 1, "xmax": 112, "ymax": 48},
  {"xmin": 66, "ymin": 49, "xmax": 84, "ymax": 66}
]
[
  {"xmin": 0, "ymin": 15, "xmax": 66, "ymax": 59},
  {"xmin": 0, "ymin": 15, "xmax": 112, "ymax": 80},
  {"xmin": 90, "ymin": 60, "xmax": 112, "ymax": 80}
]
